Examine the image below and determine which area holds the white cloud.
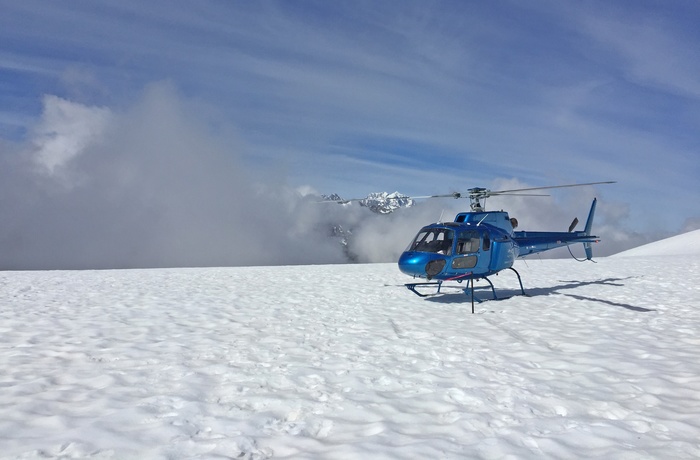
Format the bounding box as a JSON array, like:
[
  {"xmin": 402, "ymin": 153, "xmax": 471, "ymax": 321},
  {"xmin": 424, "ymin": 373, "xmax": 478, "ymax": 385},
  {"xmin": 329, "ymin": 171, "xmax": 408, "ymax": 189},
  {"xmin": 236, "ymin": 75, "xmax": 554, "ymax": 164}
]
[
  {"xmin": 28, "ymin": 95, "xmax": 111, "ymax": 180},
  {"xmin": 1, "ymin": 83, "xmax": 352, "ymax": 269}
]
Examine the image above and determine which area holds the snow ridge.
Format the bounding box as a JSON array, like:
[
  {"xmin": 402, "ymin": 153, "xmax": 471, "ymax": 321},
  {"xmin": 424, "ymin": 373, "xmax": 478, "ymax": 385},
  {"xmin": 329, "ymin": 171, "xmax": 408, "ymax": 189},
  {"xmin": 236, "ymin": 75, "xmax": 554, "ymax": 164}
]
[{"xmin": 614, "ymin": 229, "xmax": 700, "ymax": 257}]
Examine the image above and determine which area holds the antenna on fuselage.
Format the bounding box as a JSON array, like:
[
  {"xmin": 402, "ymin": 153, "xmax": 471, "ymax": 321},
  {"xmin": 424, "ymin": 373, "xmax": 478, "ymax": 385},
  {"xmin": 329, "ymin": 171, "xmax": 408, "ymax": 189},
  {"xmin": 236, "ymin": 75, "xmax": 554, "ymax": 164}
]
[{"xmin": 438, "ymin": 209, "xmax": 446, "ymax": 223}]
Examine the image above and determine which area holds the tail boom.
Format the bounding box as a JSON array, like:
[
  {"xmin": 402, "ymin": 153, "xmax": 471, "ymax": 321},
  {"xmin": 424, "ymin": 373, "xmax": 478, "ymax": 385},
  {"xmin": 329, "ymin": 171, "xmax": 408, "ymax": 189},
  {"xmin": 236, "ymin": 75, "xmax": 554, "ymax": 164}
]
[
  {"xmin": 514, "ymin": 232, "xmax": 599, "ymax": 257},
  {"xmin": 514, "ymin": 198, "xmax": 600, "ymax": 259}
]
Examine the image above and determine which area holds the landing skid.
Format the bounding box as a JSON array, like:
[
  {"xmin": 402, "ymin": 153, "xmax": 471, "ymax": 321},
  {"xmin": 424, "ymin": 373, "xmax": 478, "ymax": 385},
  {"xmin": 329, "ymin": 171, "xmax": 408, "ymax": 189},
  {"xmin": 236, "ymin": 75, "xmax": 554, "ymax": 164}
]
[
  {"xmin": 405, "ymin": 279, "xmax": 497, "ymax": 300},
  {"xmin": 405, "ymin": 267, "xmax": 526, "ymax": 313}
]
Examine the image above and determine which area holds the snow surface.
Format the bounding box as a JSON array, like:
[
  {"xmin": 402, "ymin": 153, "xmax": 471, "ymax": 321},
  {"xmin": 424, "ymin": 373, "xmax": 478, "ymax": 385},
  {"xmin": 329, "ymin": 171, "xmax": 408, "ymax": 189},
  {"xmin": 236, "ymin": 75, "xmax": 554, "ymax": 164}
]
[
  {"xmin": 613, "ymin": 229, "xmax": 700, "ymax": 257},
  {"xmin": 2, "ymin": 252, "xmax": 700, "ymax": 458}
]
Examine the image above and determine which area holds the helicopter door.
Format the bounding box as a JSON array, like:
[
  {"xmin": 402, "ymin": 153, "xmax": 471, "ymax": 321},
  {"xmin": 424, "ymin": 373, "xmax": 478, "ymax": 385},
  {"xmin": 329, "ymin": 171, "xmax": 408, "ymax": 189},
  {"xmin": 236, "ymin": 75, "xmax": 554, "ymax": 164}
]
[
  {"xmin": 456, "ymin": 230, "xmax": 479, "ymax": 254},
  {"xmin": 452, "ymin": 230, "xmax": 480, "ymax": 269}
]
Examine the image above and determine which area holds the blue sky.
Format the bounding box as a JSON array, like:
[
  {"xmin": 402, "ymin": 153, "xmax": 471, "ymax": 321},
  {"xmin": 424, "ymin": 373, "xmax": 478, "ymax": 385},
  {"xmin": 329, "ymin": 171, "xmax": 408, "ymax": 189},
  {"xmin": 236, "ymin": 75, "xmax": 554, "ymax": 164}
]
[{"xmin": 1, "ymin": 0, "xmax": 699, "ymax": 268}]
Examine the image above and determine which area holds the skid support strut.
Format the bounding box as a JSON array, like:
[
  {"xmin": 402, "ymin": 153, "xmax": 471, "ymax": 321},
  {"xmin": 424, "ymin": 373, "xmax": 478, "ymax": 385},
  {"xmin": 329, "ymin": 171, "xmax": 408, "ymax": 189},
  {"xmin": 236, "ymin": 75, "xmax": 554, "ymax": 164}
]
[
  {"xmin": 508, "ymin": 267, "xmax": 526, "ymax": 296},
  {"xmin": 462, "ymin": 277, "xmax": 496, "ymax": 303}
]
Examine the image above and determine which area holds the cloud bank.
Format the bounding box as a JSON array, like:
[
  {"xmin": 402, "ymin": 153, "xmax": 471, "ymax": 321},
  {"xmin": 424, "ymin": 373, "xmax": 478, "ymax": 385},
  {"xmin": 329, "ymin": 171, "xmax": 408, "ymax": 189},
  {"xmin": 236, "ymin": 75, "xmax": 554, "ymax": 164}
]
[
  {"xmin": 0, "ymin": 83, "xmax": 660, "ymax": 270},
  {"xmin": 1, "ymin": 83, "xmax": 466, "ymax": 270},
  {"xmin": 1, "ymin": 84, "xmax": 351, "ymax": 269}
]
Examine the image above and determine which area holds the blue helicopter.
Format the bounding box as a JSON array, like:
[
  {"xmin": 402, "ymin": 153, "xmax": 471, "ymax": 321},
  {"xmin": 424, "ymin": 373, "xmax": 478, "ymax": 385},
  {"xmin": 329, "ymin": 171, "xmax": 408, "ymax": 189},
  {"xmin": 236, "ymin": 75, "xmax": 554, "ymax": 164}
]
[{"xmin": 396, "ymin": 181, "xmax": 615, "ymax": 307}]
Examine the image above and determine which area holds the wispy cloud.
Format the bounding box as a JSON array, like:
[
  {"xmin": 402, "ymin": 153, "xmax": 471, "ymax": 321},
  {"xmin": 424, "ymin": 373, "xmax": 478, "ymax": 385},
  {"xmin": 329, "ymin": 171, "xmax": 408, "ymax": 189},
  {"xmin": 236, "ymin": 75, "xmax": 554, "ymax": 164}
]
[{"xmin": 575, "ymin": 3, "xmax": 700, "ymax": 100}]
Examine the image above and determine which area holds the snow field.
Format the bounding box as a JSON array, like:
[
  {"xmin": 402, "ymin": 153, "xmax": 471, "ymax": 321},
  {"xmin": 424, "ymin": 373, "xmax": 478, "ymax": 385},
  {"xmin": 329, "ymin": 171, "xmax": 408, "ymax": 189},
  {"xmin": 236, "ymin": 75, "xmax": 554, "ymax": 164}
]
[{"xmin": 1, "ymin": 253, "xmax": 700, "ymax": 458}]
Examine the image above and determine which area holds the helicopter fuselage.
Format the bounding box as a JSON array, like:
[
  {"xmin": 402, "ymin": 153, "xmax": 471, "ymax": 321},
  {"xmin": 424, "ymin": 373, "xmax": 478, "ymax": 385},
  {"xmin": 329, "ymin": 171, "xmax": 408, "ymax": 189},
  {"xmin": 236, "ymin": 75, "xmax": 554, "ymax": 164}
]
[
  {"xmin": 398, "ymin": 201, "xmax": 600, "ymax": 282},
  {"xmin": 398, "ymin": 211, "xmax": 516, "ymax": 281}
]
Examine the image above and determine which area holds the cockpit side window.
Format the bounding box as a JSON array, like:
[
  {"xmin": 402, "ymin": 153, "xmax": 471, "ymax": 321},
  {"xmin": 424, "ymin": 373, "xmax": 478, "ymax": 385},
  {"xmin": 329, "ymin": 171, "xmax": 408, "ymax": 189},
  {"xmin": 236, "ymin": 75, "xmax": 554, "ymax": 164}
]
[
  {"xmin": 456, "ymin": 230, "xmax": 480, "ymax": 254},
  {"xmin": 483, "ymin": 233, "xmax": 491, "ymax": 251},
  {"xmin": 409, "ymin": 229, "xmax": 454, "ymax": 254}
]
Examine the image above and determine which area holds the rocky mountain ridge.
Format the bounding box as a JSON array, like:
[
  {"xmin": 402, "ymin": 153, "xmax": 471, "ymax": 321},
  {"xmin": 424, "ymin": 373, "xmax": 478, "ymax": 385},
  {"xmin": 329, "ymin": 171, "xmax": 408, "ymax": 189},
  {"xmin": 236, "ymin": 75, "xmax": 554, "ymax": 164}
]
[{"xmin": 321, "ymin": 191, "xmax": 415, "ymax": 214}]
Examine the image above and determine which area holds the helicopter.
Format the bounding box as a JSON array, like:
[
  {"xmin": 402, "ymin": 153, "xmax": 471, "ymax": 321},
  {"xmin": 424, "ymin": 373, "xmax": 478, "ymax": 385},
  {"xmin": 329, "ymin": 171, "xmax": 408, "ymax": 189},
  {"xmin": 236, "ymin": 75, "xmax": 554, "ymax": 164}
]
[{"xmin": 396, "ymin": 181, "xmax": 615, "ymax": 309}]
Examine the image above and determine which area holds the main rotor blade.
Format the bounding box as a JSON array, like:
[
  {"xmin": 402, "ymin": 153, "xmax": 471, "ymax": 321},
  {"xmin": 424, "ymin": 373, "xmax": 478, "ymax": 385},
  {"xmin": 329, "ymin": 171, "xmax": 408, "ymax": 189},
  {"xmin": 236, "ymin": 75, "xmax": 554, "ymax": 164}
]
[
  {"xmin": 408, "ymin": 194, "xmax": 449, "ymax": 199},
  {"xmin": 490, "ymin": 181, "xmax": 616, "ymax": 195},
  {"xmin": 320, "ymin": 181, "xmax": 614, "ymax": 205},
  {"xmin": 489, "ymin": 193, "xmax": 549, "ymax": 197},
  {"xmin": 423, "ymin": 192, "xmax": 465, "ymax": 199}
]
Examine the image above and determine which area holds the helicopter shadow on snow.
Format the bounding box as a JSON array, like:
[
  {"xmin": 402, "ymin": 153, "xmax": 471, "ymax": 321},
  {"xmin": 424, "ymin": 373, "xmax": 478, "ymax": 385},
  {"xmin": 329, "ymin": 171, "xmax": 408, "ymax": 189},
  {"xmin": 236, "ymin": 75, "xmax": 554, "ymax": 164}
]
[
  {"xmin": 526, "ymin": 277, "xmax": 655, "ymax": 312},
  {"xmin": 423, "ymin": 276, "xmax": 654, "ymax": 312}
]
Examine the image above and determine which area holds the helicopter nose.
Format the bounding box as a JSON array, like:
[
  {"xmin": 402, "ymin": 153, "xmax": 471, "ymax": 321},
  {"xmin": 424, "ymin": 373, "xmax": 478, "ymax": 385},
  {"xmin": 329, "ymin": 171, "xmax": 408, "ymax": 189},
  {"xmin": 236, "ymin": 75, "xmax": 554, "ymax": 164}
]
[
  {"xmin": 398, "ymin": 252, "xmax": 426, "ymax": 276},
  {"xmin": 398, "ymin": 252, "xmax": 446, "ymax": 278}
]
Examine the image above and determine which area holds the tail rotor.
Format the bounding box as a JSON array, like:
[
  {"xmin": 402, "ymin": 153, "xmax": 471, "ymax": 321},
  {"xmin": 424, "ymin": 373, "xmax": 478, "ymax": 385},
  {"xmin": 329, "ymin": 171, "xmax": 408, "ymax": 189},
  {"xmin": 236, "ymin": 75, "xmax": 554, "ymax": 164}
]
[{"xmin": 583, "ymin": 198, "xmax": 598, "ymax": 260}]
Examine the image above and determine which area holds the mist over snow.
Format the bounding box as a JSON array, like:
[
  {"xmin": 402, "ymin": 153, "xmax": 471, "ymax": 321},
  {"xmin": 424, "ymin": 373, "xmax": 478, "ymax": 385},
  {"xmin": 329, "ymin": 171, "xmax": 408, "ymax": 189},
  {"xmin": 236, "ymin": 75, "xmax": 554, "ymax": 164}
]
[
  {"xmin": 0, "ymin": 83, "xmax": 454, "ymax": 270},
  {"xmin": 0, "ymin": 84, "xmax": 341, "ymax": 269},
  {"xmin": 0, "ymin": 83, "xmax": 679, "ymax": 270}
]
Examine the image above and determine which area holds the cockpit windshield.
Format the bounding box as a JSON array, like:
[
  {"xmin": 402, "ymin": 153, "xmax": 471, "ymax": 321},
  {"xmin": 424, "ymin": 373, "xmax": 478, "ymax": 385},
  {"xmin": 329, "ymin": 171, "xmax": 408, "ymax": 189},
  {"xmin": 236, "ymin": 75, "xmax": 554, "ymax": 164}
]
[{"xmin": 408, "ymin": 228, "xmax": 454, "ymax": 254}]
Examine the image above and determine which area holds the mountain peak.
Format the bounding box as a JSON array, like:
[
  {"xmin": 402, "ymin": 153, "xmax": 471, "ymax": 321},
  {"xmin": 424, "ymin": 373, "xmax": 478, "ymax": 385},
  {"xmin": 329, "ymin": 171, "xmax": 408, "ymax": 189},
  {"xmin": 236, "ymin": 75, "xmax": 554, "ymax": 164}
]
[
  {"xmin": 321, "ymin": 192, "xmax": 414, "ymax": 214},
  {"xmin": 360, "ymin": 192, "xmax": 414, "ymax": 214}
]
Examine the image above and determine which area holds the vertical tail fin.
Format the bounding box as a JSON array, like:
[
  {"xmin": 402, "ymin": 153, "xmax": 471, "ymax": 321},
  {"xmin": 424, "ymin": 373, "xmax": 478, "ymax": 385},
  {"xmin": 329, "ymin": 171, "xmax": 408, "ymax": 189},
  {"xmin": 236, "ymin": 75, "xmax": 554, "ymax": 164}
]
[{"xmin": 583, "ymin": 198, "xmax": 597, "ymax": 260}]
